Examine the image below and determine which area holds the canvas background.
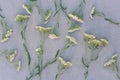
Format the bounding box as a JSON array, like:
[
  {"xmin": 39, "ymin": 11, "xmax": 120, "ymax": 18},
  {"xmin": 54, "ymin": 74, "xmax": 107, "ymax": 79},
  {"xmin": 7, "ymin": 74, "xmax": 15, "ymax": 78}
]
[{"xmin": 0, "ymin": 0, "xmax": 120, "ymax": 80}]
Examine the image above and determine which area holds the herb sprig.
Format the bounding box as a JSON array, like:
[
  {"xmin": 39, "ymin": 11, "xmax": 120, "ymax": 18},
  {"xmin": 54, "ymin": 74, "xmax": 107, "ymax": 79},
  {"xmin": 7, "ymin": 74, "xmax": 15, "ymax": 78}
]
[
  {"xmin": 90, "ymin": 6, "xmax": 120, "ymax": 26},
  {"xmin": 82, "ymin": 33, "xmax": 108, "ymax": 80},
  {"xmin": 0, "ymin": 10, "xmax": 13, "ymax": 43},
  {"xmin": 55, "ymin": 57, "xmax": 72, "ymax": 80},
  {"xmin": 15, "ymin": 15, "xmax": 31, "ymax": 67}
]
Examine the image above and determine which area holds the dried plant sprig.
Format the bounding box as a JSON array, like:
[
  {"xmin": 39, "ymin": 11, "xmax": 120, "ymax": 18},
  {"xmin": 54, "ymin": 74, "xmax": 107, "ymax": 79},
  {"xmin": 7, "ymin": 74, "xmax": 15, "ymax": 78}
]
[
  {"xmin": 44, "ymin": 35, "xmax": 77, "ymax": 69},
  {"xmin": 104, "ymin": 54, "xmax": 120, "ymax": 79},
  {"xmin": 15, "ymin": 14, "xmax": 31, "ymax": 67},
  {"xmin": 55, "ymin": 57, "xmax": 72, "ymax": 80},
  {"xmin": 26, "ymin": 26, "xmax": 52, "ymax": 80},
  {"xmin": 69, "ymin": 0, "xmax": 85, "ymax": 22},
  {"xmin": 26, "ymin": 35, "xmax": 77, "ymax": 80},
  {"xmin": 0, "ymin": 49, "xmax": 17, "ymax": 62},
  {"xmin": 82, "ymin": 33, "xmax": 108, "ymax": 80},
  {"xmin": 5, "ymin": 50, "xmax": 17, "ymax": 62},
  {"xmin": 0, "ymin": 13, "xmax": 13, "ymax": 43},
  {"xmin": 90, "ymin": 6, "xmax": 120, "ymax": 25},
  {"xmin": 68, "ymin": 14, "xmax": 84, "ymax": 23}
]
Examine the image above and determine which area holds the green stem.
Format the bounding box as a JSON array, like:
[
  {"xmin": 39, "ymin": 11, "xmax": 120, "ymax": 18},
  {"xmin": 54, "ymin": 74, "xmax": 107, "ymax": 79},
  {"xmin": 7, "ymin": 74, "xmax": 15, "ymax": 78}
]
[
  {"xmin": 84, "ymin": 66, "xmax": 89, "ymax": 80},
  {"xmin": 21, "ymin": 26, "xmax": 31, "ymax": 67}
]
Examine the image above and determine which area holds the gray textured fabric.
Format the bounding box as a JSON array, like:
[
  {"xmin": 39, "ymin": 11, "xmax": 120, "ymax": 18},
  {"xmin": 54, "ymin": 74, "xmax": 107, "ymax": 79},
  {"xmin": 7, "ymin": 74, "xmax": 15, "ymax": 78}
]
[{"xmin": 0, "ymin": 0, "xmax": 120, "ymax": 80}]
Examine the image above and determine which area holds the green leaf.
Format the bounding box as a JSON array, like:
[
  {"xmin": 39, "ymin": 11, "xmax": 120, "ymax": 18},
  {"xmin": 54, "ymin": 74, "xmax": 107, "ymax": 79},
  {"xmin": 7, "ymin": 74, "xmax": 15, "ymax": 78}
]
[
  {"xmin": 104, "ymin": 17, "xmax": 120, "ymax": 25},
  {"xmin": 82, "ymin": 57, "xmax": 89, "ymax": 68}
]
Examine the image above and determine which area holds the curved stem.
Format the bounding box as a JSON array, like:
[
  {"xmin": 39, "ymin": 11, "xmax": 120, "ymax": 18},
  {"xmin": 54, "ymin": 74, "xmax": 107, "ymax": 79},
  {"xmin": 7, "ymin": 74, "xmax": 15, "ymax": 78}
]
[{"xmin": 21, "ymin": 27, "xmax": 31, "ymax": 67}]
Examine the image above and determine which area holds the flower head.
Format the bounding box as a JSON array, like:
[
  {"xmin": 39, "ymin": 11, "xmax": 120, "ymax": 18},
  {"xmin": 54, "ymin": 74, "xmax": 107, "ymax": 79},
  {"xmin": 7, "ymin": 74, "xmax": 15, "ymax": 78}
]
[
  {"xmin": 6, "ymin": 50, "xmax": 17, "ymax": 62},
  {"xmin": 83, "ymin": 33, "xmax": 95, "ymax": 41},
  {"xmin": 58, "ymin": 57, "xmax": 72, "ymax": 68},
  {"xmin": 104, "ymin": 59, "xmax": 116, "ymax": 67},
  {"xmin": 36, "ymin": 48, "xmax": 42, "ymax": 55},
  {"xmin": 36, "ymin": 26, "xmax": 52, "ymax": 33},
  {"xmin": 88, "ymin": 39, "xmax": 101, "ymax": 49},
  {"xmin": 68, "ymin": 14, "xmax": 83, "ymax": 23},
  {"xmin": 15, "ymin": 15, "xmax": 30, "ymax": 23},
  {"xmin": 48, "ymin": 34, "xmax": 59, "ymax": 39},
  {"xmin": 66, "ymin": 35, "xmax": 77, "ymax": 45},
  {"xmin": 104, "ymin": 54, "xmax": 118, "ymax": 67},
  {"xmin": 100, "ymin": 39, "xmax": 108, "ymax": 46}
]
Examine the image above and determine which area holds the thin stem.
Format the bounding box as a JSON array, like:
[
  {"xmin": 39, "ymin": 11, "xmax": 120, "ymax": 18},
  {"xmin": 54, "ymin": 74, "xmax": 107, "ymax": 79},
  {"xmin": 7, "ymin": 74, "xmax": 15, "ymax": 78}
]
[{"xmin": 21, "ymin": 25, "xmax": 31, "ymax": 67}]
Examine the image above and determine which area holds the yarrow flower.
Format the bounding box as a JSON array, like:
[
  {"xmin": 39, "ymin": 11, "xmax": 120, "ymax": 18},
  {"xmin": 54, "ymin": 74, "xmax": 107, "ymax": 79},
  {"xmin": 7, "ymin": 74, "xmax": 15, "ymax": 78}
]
[
  {"xmin": 0, "ymin": 14, "xmax": 13, "ymax": 43},
  {"xmin": 83, "ymin": 33, "xmax": 95, "ymax": 41},
  {"xmin": 36, "ymin": 26, "xmax": 52, "ymax": 33},
  {"xmin": 15, "ymin": 15, "xmax": 30, "ymax": 24},
  {"xmin": 6, "ymin": 50, "xmax": 17, "ymax": 62},
  {"xmin": 55, "ymin": 57, "xmax": 72, "ymax": 80},
  {"xmin": 58, "ymin": 57, "xmax": 72, "ymax": 68},
  {"xmin": 104, "ymin": 54, "xmax": 120, "ymax": 79},
  {"xmin": 68, "ymin": 14, "xmax": 83, "ymax": 23},
  {"xmin": 66, "ymin": 35, "xmax": 77, "ymax": 45},
  {"xmin": 82, "ymin": 33, "xmax": 108, "ymax": 80},
  {"xmin": 15, "ymin": 14, "xmax": 31, "ymax": 67}
]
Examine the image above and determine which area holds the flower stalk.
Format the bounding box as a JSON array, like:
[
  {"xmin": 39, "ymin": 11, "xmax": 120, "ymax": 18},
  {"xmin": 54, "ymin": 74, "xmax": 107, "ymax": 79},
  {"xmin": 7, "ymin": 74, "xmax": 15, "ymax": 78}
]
[{"xmin": 15, "ymin": 15, "xmax": 31, "ymax": 67}]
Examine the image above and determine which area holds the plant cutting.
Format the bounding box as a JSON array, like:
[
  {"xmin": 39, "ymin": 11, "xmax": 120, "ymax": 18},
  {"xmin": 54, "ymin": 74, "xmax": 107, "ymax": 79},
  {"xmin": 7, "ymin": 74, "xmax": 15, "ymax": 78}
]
[
  {"xmin": 82, "ymin": 33, "xmax": 108, "ymax": 80},
  {"xmin": 26, "ymin": 35, "xmax": 77, "ymax": 80},
  {"xmin": 0, "ymin": 49, "xmax": 17, "ymax": 62},
  {"xmin": 0, "ymin": 10, "xmax": 13, "ymax": 43},
  {"xmin": 68, "ymin": 0, "xmax": 85, "ymax": 32},
  {"xmin": 68, "ymin": 0, "xmax": 85, "ymax": 23},
  {"xmin": 90, "ymin": 6, "xmax": 120, "ymax": 25},
  {"xmin": 26, "ymin": 25, "xmax": 52, "ymax": 80},
  {"xmin": 15, "ymin": 14, "xmax": 31, "ymax": 67},
  {"xmin": 43, "ymin": 35, "xmax": 77, "ymax": 72},
  {"xmin": 0, "ymin": 49, "xmax": 22, "ymax": 71},
  {"xmin": 55, "ymin": 57, "xmax": 72, "ymax": 80},
  {"xmin": 104, "ymin": 54, "xmax": 120, "ymax": 79}
]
